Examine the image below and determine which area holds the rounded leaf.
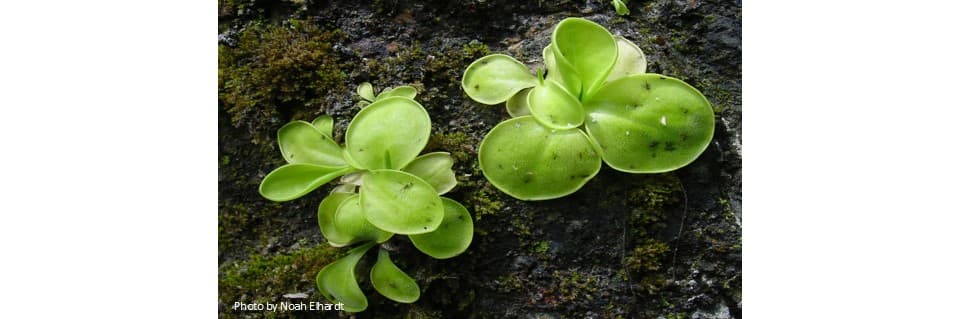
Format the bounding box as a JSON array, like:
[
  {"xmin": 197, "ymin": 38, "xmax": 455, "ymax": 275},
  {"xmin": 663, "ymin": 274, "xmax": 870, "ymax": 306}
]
[
  {"xmin": 478, "ymin": 116, "xmax": 602, "ymax": 200},
  {"xmin": 606, "ymin": 36, "xmax": 647, "ymax": 82},
  {"xmin": 316, "ymin": 242, "xmax": 374, "ymax": 312},
  {"xmin": 402, "ymin": 152, "xmax": 457, "ymax": 195},
  {"xmin": 278, "ymin": 121, "xmax": 346, "ymax": 166},
  {"xmin": 259, "ymin": 164, "xmax": 353, "ymax": 202},
  {"xmin": 357, "ymin": 82, "xmax": 375, "ymax": 102},
  {"xmin": 527, "ymin": 79, "xmax": 585, "ymax": 129},
  {"xmin": 506, "ymin": 87, "xmax": 532, "ymax": 117},
  {"xmin": 360, "ymin": 170, "xmax": 443, "ymax": 234},
  {"xmin": 311, "ymin": 115, "xmax": 335, "ymax": 138},
  {"xmin": 462, "ymin": 54, "xmax": 538, "ymax": 105},
  {"xmin": 409, "ymin": 198, "xmax": 474, "ymax": 259},
  {"xmin": 376, "ymin": 86, "xmax": 417, "ymax": 101},
  {"xmin": 317, "ymin": 192, "xmax": 355, "ymax": 246},
  {"xmin": 370, "ymin": 249, "xmax": 421, "ymax": 303},
  {"xmin": 583, "ymin": 74, "xmax": 714, "ymax": 173},
  {"xmin": 551, "ymin": 18, "xmax": 618, "ymax": 99},
  {"xmin": 345, "ymin": 97, "xmax": 431, "ymax": 170},
  {"xmin": 613, "ymin": 0, "xmax": 630, "ymax": 15},
  {"xmin": 319, "ymin": 194, "xmax": 392, "ymax": 247}
]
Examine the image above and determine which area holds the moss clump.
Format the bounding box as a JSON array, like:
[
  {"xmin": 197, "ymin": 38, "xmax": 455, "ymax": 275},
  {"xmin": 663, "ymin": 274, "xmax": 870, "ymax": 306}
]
[
  {"xmin": 624, "ymin": 239, "xmax": 670, "ymax": 294},
  {"xmin": 425, "ymin": 131, "xmax": 474, "ymax": 164},
  {"xmin": 219, "ymin": 20, "xmax": 347, "ymax": 145},
  {"xmin": 219, "ymin": 245, "xmax": 343, "ymax": 309},
  {"xmin": 625, "ymin": 174, "xmax": 682, "ymax": 238},
  {"xmin": 551, "ymin": 270, "xmax": 601, "ymax": 303}
]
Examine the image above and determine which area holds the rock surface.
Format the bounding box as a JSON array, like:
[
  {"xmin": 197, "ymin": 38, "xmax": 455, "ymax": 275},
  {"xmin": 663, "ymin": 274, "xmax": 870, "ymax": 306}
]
[{"xmin": 218, "ymin": 0, "xmax": 741, "ymax": 318}]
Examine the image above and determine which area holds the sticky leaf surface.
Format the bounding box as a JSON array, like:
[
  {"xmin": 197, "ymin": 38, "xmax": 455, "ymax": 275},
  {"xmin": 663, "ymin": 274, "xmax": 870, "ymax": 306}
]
[
  {"xmin": 370, "ymin": 249, "xmax": 420, "ymax": 303},
  {"xmin": 320, "ymin": 194, "xmax": 392, "ymax": 247},
  {"xmin": 551, "ymin": 18, "xmax": 617, "ymax": 99},
  {"xmin": 345, "ymin": 97, "xmax": 430, "ymax": 170},
  {"xmin": 278, "ymin": 121, "xmax": 346, "ymax": 166},
  {"xmin": 311, "ymin": 115, "xmax": 335, "ymax": 138},
  {"xmin": 360, "ymin": 170, "xmax": 443, "ymax": 234},
  {"xmin": 606, "ymin": 36, "xmax": 647, "ymax": 82},
  {"xmin": 376, "ymin": 86, "xmax": 417, "ymax": 101},
  {"xmin": 527, "ymin": 79, "xmax": 584, "ymax": 129},
  {"xmin": 462, "ymin": 54, "xmax": 537, "ymax": 105},
  {"xmin": 584, "ymin": 74, "xmax": 714, "ymax": 173},
  {"xmin": 409, "ymin": 198, "xmax": 474, "ymax": 259},
  {"xmin": 259, "ymin": 164, "xmax": 353, "ymax": 201},
  {"xmin": 478, "ymin": 116, "xmax": 601, "ymax": 200},
  {"xmin": 402, "ymin": 152, "xmax": 457, "ymax": 195},
  {"xmin": 316, "ymin": 242, "xmax": 374, "ymax": 312}
]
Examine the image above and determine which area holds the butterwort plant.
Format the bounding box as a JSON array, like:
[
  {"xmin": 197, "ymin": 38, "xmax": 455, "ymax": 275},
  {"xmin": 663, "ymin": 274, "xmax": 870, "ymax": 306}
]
[
  {"xmin": 259, "ymin": 83, "xmax": 474, "ymax": 312},
  {"xmin": 462, "ymin": 18, "xmax": 715, "ymax": 200}
]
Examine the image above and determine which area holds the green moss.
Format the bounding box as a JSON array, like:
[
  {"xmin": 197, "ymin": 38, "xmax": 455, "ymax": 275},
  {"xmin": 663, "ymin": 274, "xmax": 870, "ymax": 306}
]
[
  {"xmin": 462, "ymin": 40, "xmax": 490, "ymax": 57},
  {"xmin": 551, "ymin": 270, "xmax": 601, "ymax": 303},
  {"xmin": 495, "ymin": 274, "xmax": 523, "ymax": 293},
  {"xmin": 219, "ymin": 244, "xmax": 344, "ymax": 308},
  {"xmin": 426, "ymin": 131, "xmax": 473, "ymax": 164},
  {"xmin": 625, "ymin": 239, "xmax": 670, "ymax": 294},
  {"xmin": 530, "ymin": 240, "xmax": 550, "ymax": 255},
  {"xmin": 219, "ymin": 20, "xmax": 347, "ymax": 145}
]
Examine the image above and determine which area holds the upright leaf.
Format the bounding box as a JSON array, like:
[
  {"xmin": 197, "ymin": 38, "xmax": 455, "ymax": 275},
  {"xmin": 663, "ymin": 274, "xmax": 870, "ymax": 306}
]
[
  {"xmin": 506, "ymin": 87, "xmax": 532, "ymax": 117},
  {"xmin": 527, "ymin": 79, "xmax": 585, "ymax": 130},
  {"xmin": 409, "ymin": 198, "xmax": 474, "ymax": 259},
  {"xmin": 551, "ymin": 18, "xmax": 618, "ymax": 99},
  {"xmin": 316, "ymin": 242, "xmax": 375, "ymax": 312},
  {"xmin": 360, "ymin": 170, "xmax": 443, "ymax": 234},
  {"xmin": 311, "ymin": 115, "xmax": 335, "ymax": 138},
  {"xmin": 606, "ymin": 36, "xmax": 647, "ymax": 83},
  {"xmin": 319, "ymin": 194, "xmax": 392, "ymax": 247},
  {"xmin": 370, "ymin": 249, "xmax": 421, "ymax": 303},
  {"xmin": 357, "ymin": 82, "xmax": 376, "ymax": 102},
  {"xmin": 583, "ymin": 74, "xmax": 714, "ymax": 173},
  {"xmin": 462, "ymin": 54, "xmax": 538, "ymax": 105},
  {"xmin": 345, "ymin": 97, "xmax": 431, "ymax": 170}
]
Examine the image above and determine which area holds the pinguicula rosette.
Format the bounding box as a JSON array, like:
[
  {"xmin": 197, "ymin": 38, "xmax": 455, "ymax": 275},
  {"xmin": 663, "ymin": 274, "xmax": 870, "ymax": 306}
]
[
  {"xmin": 259, "ymin": 83, "xmax": 473, "ymax": 312},
  {"xmin": 462, "ymin": 18, "xmax": 715, "ymax": 200}
]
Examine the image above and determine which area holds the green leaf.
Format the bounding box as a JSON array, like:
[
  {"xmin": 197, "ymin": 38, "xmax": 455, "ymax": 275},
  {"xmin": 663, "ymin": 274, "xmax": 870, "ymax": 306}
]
[
  {"xmin": 409, "ymin": 198, "xmax": 474, "ymax": 259},
  {"xmin": 278, "ymin": 121, "xmax": 346, "ymax": 166},
  {"xmin": 259, "ymin": 164, "xmax": 354, "ymax": 202},
  {"xmin": 318, "ymin": 194, "xmax": 392, "ymax": 247},
  {"xmin": 318, "ymin": 192, "xmax": 354, "ymax": 246},
  {"xmin": 478, "ymin": 116, "xmax": 602, "ymax": 200},
  {"xmin": 462, "ymin": 54, "xmax": 538, "ymax": 105},
  {"xmin": 551, "ymin": 18, "xmax": 618, "ymax": 99},
  {"xmin": 612, "ymin": 0, "xmax": 630, "ymax": 15},
  {"xmin": 527, "ymin": 79, "xmax": 585, "ymax": 129},
  {"xmin": 360, "ymin": 170, "xmax": 443, "ymax": 234},
  {"xmin": 583, "ymin": 74, "xmax": 714, "ymax": 173},
  {"xmin": 311, "ymin": 115, "xmax": 335, "ymax": 138},
  {"xmin": 345, "ymin": 97, "xmax": 431, "ymax": 170},
  {"xmin": 375, "ymin": 86, "xmax": 417, "ymax": 101},
  {"xmin": 370, "ymin": 249, "xmax": 421, "ymax": 303},
  {"xmin": 316, "ymin": 242, "xmax": 375, "ymax": 312},
  {"xmin": 606, "ymin": 36, "xmax": 646, "ymax": 82},
  {"xmin": 402, "ymin": 152, "xmax": 457, "ymax": 195},
  {"xmin": 357, "ymin": 82, "xmax": 376, "ymax": 102},
  {"xmin": 543, "ymin": 44, "xmax": 575, "ymax": 93},
  {"xmin": 506, "ymin": 87, "xmax": 532, "ymax": 117}
]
